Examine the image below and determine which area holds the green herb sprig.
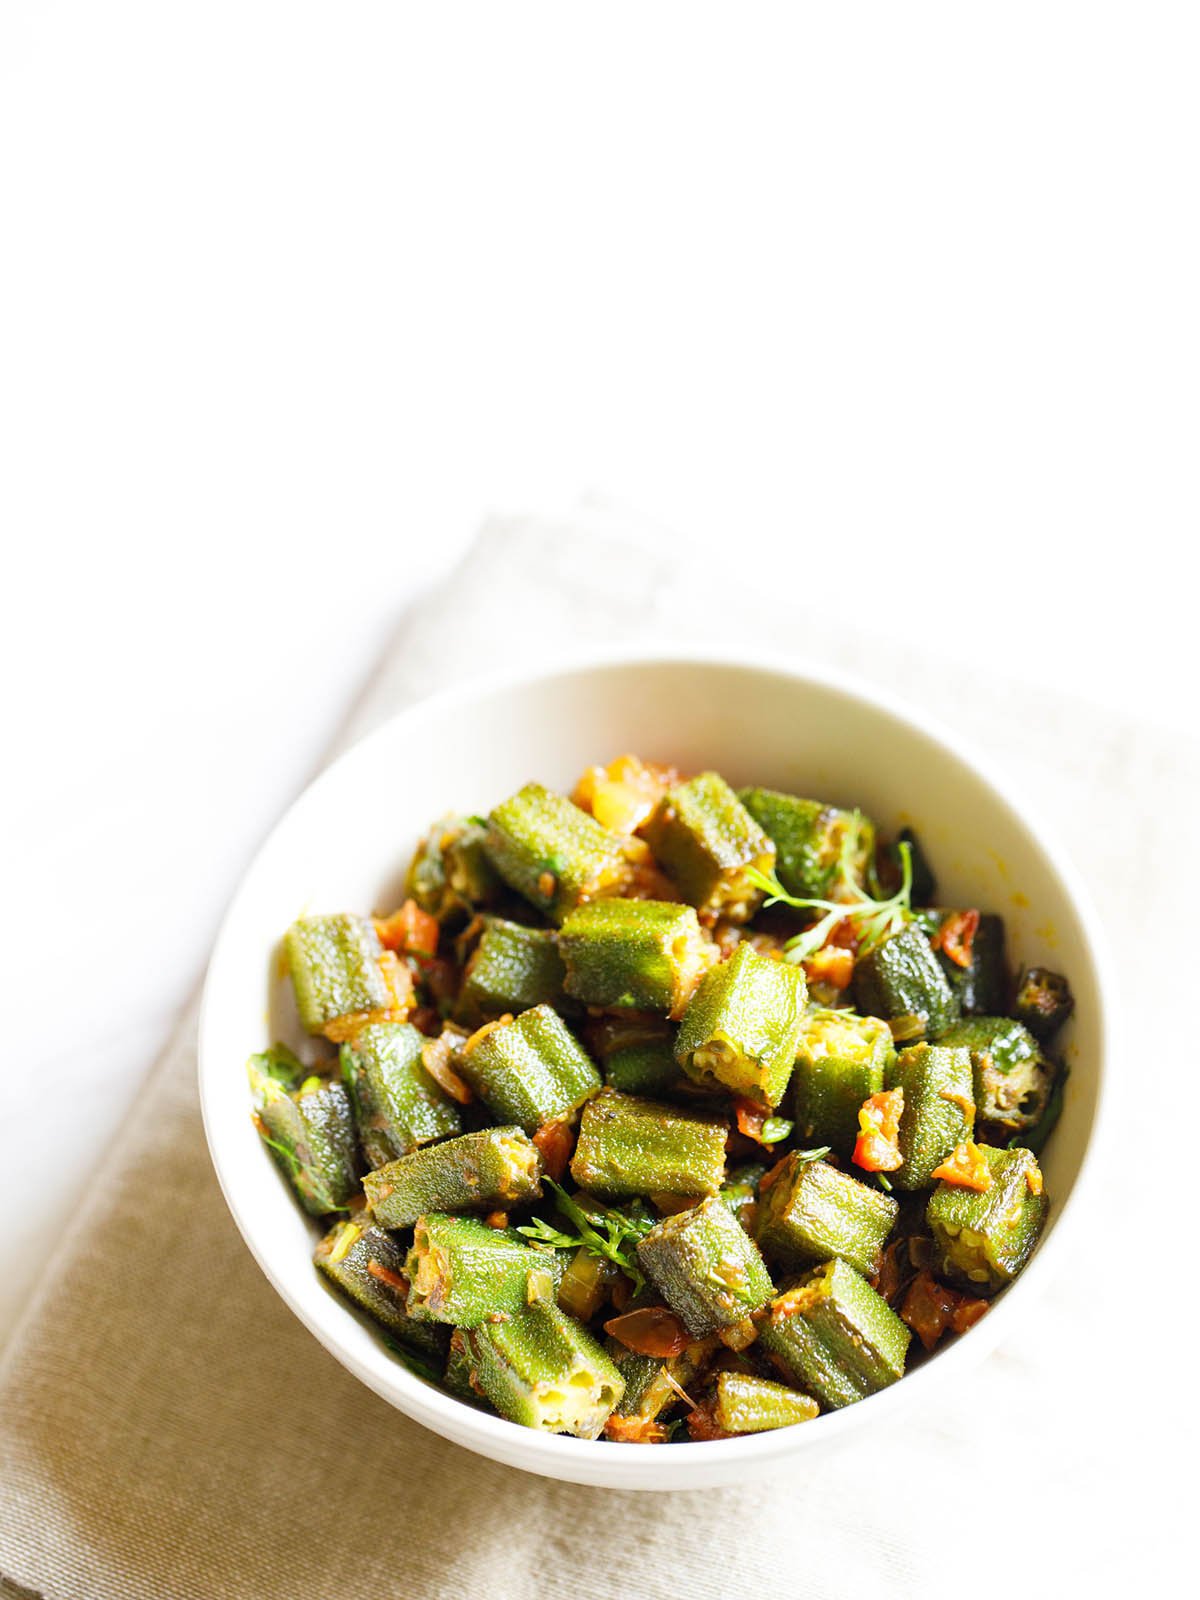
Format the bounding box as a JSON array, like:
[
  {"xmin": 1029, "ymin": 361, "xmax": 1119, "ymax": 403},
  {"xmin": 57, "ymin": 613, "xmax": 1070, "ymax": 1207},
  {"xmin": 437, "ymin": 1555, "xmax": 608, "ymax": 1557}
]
[
  {"xmin": 746, "ymin": 837, "xmax": 914, "ymax": 963},
  {"xmin": 516, "ymin": 1179, "xmax": 655, "ymax": 1294}
]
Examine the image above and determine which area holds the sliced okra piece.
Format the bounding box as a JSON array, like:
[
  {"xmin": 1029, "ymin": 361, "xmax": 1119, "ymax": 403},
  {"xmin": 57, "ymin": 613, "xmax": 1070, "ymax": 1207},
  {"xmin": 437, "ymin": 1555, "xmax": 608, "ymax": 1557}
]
[
  {"xmin": 569, "ymin": 1089, "xmax": 728, "ymax": 1201},
  {"xmin": 1012, "ymin": 965, "xmax": 1075, "ymax": 1044},
  {"xmin": 604, "ymin": 1036, "xmax": 690, "ymax": 1099},
  {"xmin": 402, "ymin": 1214, "xmax": 556, "ymax": 1327},
  {"xmin": 458, "ymin": 917, "xmax": 567, "ymax": 1019},
  {"xmin": 283, "ymin": 913, "xmax": 409, "ymax": 1038},
  {"xmin": 340, "ymin": 1021, "xmax": 461, "ymax": 1168},
  {"xmin": 557, "ymin": 1246, "xmax": 621, "ymax": 1321},
  {"xmin": 793, "ymin": 1008, "xmax": 896, "ymax": 1154},
  {"xmin": 462, "ymin": 1299, "xmax": 626, "ymax": 1437},
  {"xmin": 675, "ymin": 942, "xmax": 807, "ymax": 1108},
  {"xmin": 313, "ymin": 1217, "xmax": 445, "ymax": 1362},
  {"xmin": 644, "ymin": 772, "xmax": 775, "ymax": 922},
  {"xmin": 484, "ymin": 782, "xmax": 636, "ymax": 922},
  {"xmin": 363, "ymin": 1126, "xmax": 542, "ymax": 1229},
  {"xmin": 853, "ymin": 923, "xmax": 960, "ymax": 1042},
  {"xmin": 719, "ymin": 1160, "xmax": 769, "ymax": 1232},
  {"xmin": 939, "ymin": 1016, "xmax": 1056, "ymax": 1136},
  {"xmin": 738, "ymin": 787, "xmax": 874, "ymax": 900},
  {"xmin": 407, "ymin": 814, "xmax": 503, "ymax": 918},
  {"xmin": 248, "ymin": 1050, "xmax": 358, "ymax": 1215},
  {"xmin": 444, "ymin": 1328, "xmax": 493, "ymax": 1409},
  {"xmin": 560, "ymin": 899, "xmax": 714, "ymax": 1018},
  {"xmin": 607, "ymin": 1337, "xmax": 714, "ymax": 1429},
  {"xmin": 760, "ymin": 1257, "xmax": 910, "ymax": 1409},
  {"xmin": 637, "ymin": 1196, "xmax": 775, "ymax": 1338},
  {"xmin": 925, "ymin": 909, "xmax": 1008, "ymax": 1015},
  {"xmin": 884, "ymin": 1042, "xmax": 975, "ymax": 1191},
  {"xmin": 713, "ymin": 1371, "xmax": 819, "ymax": 1433},
  {"xmin": 756, "ymin": 1152, "xmax": 898, "ymax": 1278},
  {"xmin": 459, "ymin": 1004, "xmax": 602, "ymax": 1133},
  {"xmin": 927, "ymin": 1144, "xmax": 1047, "ymax": 1293}
]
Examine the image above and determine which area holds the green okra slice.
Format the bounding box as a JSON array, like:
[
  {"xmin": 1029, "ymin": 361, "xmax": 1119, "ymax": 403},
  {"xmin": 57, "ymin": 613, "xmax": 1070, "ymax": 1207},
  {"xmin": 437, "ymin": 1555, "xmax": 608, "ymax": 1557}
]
[
  {"xmin": 927, "ymin": 1144, "xmax": 1048, "ymax": 1294},
  {"xmin": 407, "ymin": 814, "xmax": 503, "ymax": 919},
  {"xmin": 738, "ymin": 787, "xmax": 874, "ymax": 901},
  {"xmin": 313, "ymin": 1217, "xmax": 445, "ymax": 1361},
  {"xmin": 885, "ymin": 1042, "xmax": 975, "ymax": 1191},
  {"xmin": 444, "ymin": 1327, "xmax": 493, "ymax": 1409},
  {"xmin": 484, "ymin": 782, "xmax": 636, "ymax": 922},
  {"xmin": 462, "ymin": 1299, "xmax": 626, "ymax": 1437},
  {"xmin": 755, "ymin": 1153, "xmax": 898, "ymax": 1278},
  {"xmin": 604, "ymin": 1036, "xmax": 690, "ymax": 1099},
  {"xmin": 459, "ymin": 1004, "xmax": 601, "ymax": 1134},
  {"xmin": 760, "ymin": 1257, "xmax": 910, "ymax": 1409},
  {"xmin": 644, "ymin": 772, "xmax": 775, "ymax": 921},
  {"xmin": 557, "ymin": 1247, "xmax": 620, "ymax": 1321},
  {"xmin": 713, "ymin": 1371, "xmax": 819, "ymax": 1433},
  {"xmin": 719, "ymin": 1160, "xmax": 769, "ymax": 1232},
  {"xmin": 1012, "ymin": 965, "xmax": 1075, "ymax": 1044},
  {"xmin": 283, "ymin": 913, "xmax": 407, "ymax": 1038},
  {"xmin": 560, "ymin": 898, "xmax": 715, "ymax": 1018},
  {"xmin": 853, "ymin": 923, "xmax": 960, "ymax": 1042},
  {"xmin": 402, "ymin": 1214, "xmax": 556, "ymax": 1327},
  {"xmin": 340, "ymin": 1021, "xmax": 461, "ymax": 1168},
  {"xmin": 675, "ymin": 943, "xmax": 808, "ymax": 1109},
  {"xmin": 364, "ymin": 1127, "xmax": 542, "ymax": 1229},
  {"xmin": 939, "ymin": 1016, "xmax": 1056, "ymax": 1137},
  {"xmin": 925, "ymin": 910, "xmax": 1008, "ymax": 1015},
  {"xmin": 607, "ymin": 1338, "xmax": 715, "ymax": 1427},
  {"xmin": 459, "ymin": 917, "xmax": 567, "ymax": 1019},
  {"xmin": 569, "ymin": 1090, "xmax": 728, "ymax": 1201},
  {"xmin": 637, "ymin": 1196, "xmax": 775, "ymax": 1337},
  {"xmin": 793, "ymin": 1008, "xmax": 896, "ymax": 1155},
  {"xmin": 248, "ymin": 1049, "xmax": 358, "ymax": 1215}
]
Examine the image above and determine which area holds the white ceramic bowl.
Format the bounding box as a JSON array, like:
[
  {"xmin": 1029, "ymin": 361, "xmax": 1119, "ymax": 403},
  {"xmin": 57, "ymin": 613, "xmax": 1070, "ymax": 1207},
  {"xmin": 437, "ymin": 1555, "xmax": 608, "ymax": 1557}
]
[{"xmin": 198, "ymin": 647, "xmax": 1109, "ymax": 1490}]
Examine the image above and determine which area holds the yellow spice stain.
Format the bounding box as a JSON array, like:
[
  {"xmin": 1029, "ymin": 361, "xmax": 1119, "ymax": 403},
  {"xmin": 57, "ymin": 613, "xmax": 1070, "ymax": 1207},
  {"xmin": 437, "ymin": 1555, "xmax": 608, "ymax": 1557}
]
[
  {"xmin": 987, "ymin": 849, "xmax": 1011, "ymax": 882},
  {"xmin": 1010, "ymin": 890, "xmax": 1030, "ymax": 909},
  {"xmin": 1033, "ymin": 920, "xmax": 1058, "ymax": 949}
]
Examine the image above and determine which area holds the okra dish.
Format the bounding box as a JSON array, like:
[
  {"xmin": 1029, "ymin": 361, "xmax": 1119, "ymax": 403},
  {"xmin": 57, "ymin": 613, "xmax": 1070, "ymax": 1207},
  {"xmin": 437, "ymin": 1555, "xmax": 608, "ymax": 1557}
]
[{"xmin": 249, "ymin": 758, "xmax": 1074, "ymax": 1443}]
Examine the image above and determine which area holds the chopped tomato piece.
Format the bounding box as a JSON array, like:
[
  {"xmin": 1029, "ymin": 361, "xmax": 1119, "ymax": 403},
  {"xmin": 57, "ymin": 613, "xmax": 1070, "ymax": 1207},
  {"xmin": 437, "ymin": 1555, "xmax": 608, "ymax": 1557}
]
[
  {"xmin": 603, "ymin": 1306, "xmax": 692, "ymax": 1359},
  {"xmin": 572, "ymin": 754, "xmax": 678, "ymax": 836},
  {"xmin": 531, "ymin": 1119, "xmax": 575, "ymax": 1183},
  {"xmin": 603, "ymin": 1414, "xmax": 669, "ymax": 1444},
  {"xmin": 931, "ymin": 1140, "xmax": 992, "ymax": 1191},
  {"xmin": 483, "ymin": 1210, "xmax": 509, "ymax": 1229},
  {"xmin": 802, "ymin": 944, "xmax": 855, "ymax": 991},
  {"xmin": 686, "ymin": 1400, "xmax": 735, "ymax": 1441},
  {"xmin": 933, "ymin": 909, "xmax": 980, "ymax": 969},
  {"xmin": 852, "ymin": 1088, "xmax": 904, "ymax": 1173},
  {"xmin": 950, "ymin": 1297, "xmax": 989, "ymax": 1335},
  {"xmin": 375, "ymin": 900, "xmax": 440, "ymax": 959},
  {"xmin": 900, "ymin": 1269, "xmax": 960, "ymax": 1351},
  {"xmin": 365, "ymin": 1259, "xmax": 409, "ymax": 1296}
]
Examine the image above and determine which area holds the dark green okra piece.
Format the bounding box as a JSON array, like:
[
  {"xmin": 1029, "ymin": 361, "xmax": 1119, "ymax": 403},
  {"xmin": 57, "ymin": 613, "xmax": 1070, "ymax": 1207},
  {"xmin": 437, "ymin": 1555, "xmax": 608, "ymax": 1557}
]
[
  {"xmin": 403, "ymin": 1214, "xmax": 556, "ymax": 1326},
  {"xmin": 1012, "ymin": 966, "xmax": 1075, "ymax": 1044},
  {"xmin": 713, "ymin": 1371, "xmax": 820, "ymax": 1433},
  {"xmin": 560, "ymin": 898, "xmax": 714, "ymax": 1018},
  {"xmin": 738, "ymin": 787, "xmax": 874, "ymax": 900},
  {"xmin": 890, "ymin": 826, "xmax": 937, "ymax": 906},
  {"xmin": 884, "ymin": 1042, "xmax": 975, "ymax": 1191},
  {"xmin": 283, "ymin": 913, "xmax": 406, "ymax": 1037},
  {"xmin": 719, "ymin": 1160, "xmax": 769, "ymax": 1232},
  {"xmin": 604, "ymin": 1036, "xmax": 690, "ymax": 1099},
  {"xmin": 675, "ymin": 942, "xmax": 808, "ymax": 1108},
  {"xmin": 926, "ymin": 910, "xmax": 1008, "ymax": 1015},
  {"xmin": 459, "ymin": 1004, "xmax": 602, "ymax": 1133},
  {"xmin": 853, "ymin": 923, "xmax": 960, "ymax": 1041},
  {"xmin": 459, "ymin": 917, "xmax": 567, "ymax": 1019},
  {"xmin": 314, "ymin": 1217, "xmax": 446, "ymax": 1361},
  {"xmin": 444, "ymin": 1327, "xmax": 493, "ymax": 1409},
  {"xmin": 939, "ymin": 1016, "xmax": 1056, "ymax": 1136},
  {"xmin": 407, "ymin": 814, "xmax": 503, "ymax": 918},
  {"xmin": 760, "ymin": 1257, "xmax": 910, "ymax": 1408},
  {"xmin": 569, "ymin": 1089, "xmax": 728, "ymax": 1201},
  {"xmin": 462, "ymin": 1299, "xmax": 626, "ymax": 1437},
  {"xmin": 755, "ymin": 1153, "xmax": 898, "ymax": 1279},
  {"xmin": 484, "ymin": 783, "xmax": 636, "ymax": 922},
  {"xmin": 927, "ymin": 1144, "xmax": 1048, "ymax": 1293},
  {"xmin": 637, "ymin": 1196, "xmax": 775, "ymax": 1337},
  {"xmin": 607, "ymin": 1338, "xmax": 715, "ymax": 1428},
  {"xmin": 793, "ymin": 1008, "xmax": 896, "ymax": 1155},
  {"xmin": 364, "ymin": 1126, "xmax": 542, "ymax": 1229},
  {"xmin": 340, "ymin": 1021, "xmax": 461, "ymax": 1168},
  {"xmin": 644, "ymin": 772, "xmax": 775, "ymax": 921},
  {"xmin": 248, "ymin": 1048, "xmax": 358, "ymax": 1215}
]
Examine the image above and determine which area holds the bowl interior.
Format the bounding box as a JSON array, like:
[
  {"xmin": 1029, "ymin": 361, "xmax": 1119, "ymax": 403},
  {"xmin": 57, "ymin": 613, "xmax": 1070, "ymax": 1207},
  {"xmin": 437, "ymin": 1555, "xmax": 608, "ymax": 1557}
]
[{"xmin": 199, "ymin": 655, "xmax": 1104, "ymax": 1489}]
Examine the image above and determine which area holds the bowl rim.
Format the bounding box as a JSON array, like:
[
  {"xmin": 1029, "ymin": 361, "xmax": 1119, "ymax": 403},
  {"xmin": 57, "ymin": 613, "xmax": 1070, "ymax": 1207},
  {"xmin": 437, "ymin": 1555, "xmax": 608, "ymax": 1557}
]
[{"xmin": 198, "ymin": 640, "xmax": 1113, "ymax": 1484}]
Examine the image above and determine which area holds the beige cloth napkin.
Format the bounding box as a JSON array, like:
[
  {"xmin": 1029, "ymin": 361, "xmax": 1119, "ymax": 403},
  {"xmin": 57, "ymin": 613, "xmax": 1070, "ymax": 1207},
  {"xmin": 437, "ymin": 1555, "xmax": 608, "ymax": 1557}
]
[{"xmin": 2, "ymin": 507, "xmax": 1194, "ymax": 1599}]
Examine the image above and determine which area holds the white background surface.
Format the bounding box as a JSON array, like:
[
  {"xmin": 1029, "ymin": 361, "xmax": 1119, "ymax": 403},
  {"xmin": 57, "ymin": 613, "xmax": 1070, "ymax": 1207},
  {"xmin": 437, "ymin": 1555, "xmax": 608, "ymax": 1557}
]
[{"xmin": 2, "ymin": 0, "xmax": 1197, "ymax": 1358}]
